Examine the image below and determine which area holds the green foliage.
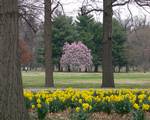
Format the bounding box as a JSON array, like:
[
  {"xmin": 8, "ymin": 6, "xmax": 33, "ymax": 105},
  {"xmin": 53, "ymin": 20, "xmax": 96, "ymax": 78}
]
[
  {"xmin": 37, "ymin": 48, "xmax": 44, "ymax": 65},
  {"xmin": 113, "ymin": 100, "xmax": 132, "ymax": 114},
  {"xmin": 133, "ymin": 110, "xmax": 145, "ymax": 120},
  {"xmin": 75, "ymin": 14, "xmax": 103, "ymax": 70},
  {"xmin": 36, "ymin": 15, "xmax": 77, "ymax": 66},
  {"xmin": 92, "ymin": 102, "xmax": 112, "ymax": 114},
  {"xmin": 52, "ymin": 15, "xmax": 78, "ymax": 66},
  {"xmin": 35, "ymin": 15, "xmax": 127, "ymax": 70},
  {"xmin": 37, "ymin": 105, "xmax": 48, "ymax": 120},
  {"xmin": 70, "ymin": 109, "xmax": 90, "ymax": 120},
  {"xmin": 24, "ymin": 97, "xmax": 31, "ymax": 109},
  {"xmin": 112, "ymin": 18, "xmax": 127, "ymax": 69},
  {"xmin": 35, "ymin": 29, "xmax": 45, "ymax": 65},
  {"xmin": 49, "ymin": 99, "xmax": 66, "ymax": 112}
]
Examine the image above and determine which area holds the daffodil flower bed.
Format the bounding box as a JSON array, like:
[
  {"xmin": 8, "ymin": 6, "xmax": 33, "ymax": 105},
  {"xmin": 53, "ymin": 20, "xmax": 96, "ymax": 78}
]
[{"xmin": 24, "ymin": 89, "xmax": 150, "ymax": 120}]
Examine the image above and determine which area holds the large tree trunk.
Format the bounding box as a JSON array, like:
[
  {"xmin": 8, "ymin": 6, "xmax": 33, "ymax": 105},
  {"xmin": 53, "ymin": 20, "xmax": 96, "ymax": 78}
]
[
  {"xmin": 44, "ymin": 0, "xmax": 54, "ymax": 87},
  {"xmin": 101, "ymin": 0, "xmax": 115, "ymax": 88},
  {"xmin": 0, "ymin": 0, "xmax": 29, "ymax": 119}
]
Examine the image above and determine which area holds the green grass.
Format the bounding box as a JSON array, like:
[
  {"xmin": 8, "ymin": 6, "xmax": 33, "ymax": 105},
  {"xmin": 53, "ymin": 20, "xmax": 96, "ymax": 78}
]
[{"xmin": 22, "ymin": 72, "xmax": 150, "ymax": 88}]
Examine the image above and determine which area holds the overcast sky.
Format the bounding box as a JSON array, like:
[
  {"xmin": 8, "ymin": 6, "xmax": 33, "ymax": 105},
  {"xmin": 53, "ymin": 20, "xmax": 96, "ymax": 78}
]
[{"xmin": 58, "ymin": 0, "xmax": 150, "ymax": 22}]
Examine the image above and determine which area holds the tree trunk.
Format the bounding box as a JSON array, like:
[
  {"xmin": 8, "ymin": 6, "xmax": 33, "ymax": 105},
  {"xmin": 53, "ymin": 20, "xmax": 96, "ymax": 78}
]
[
  {"xmin": 58, "ymin": 63, "xmax": 62, "ymax": 72},
  {"xmin": 85, "ymin": 68, "xmax": 88, "ymax": 72},
  {"xmin": 68, "ymin": 65, "xmax": 71, "ymax": 72},
  {"xmin": 125, "ymin": 64, "xmax": 129, "ymax": 73},
  {"xmin": 113, "ymin": 66, "xmax": 116, "ymax": 73},
  {"xmin": 0, "ymin": 0, "xmax": 29, "ymax": 119},
  {"xmin": 143, "ymin": 65, "xmax": 147, "ymax": 73},
  {"xmin": 44, "ymin": 0, "xmax": 54, "ymax": 87},
  {"xmin": 118, "ymin": 66, "xmax": 121, "ymax": 73},
  {"xmin": 94, "ymin": 65, "xmax": 99, "ymax": 72},
  {"xmin": 101, "ymin": 0, "xmax": 115, "ymax": 88}
]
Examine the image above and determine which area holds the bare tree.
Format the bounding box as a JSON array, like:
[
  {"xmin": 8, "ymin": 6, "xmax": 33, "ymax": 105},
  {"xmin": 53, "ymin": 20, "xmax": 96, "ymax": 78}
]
[
  {"xmin": 101, "ymin": 0, "xmax": 115, "ymax": 87},
  {"xmin": 127, "ymin": 27, "xmax": 150, "ymax": 72},
  {"xmin": 19, "ymin": 0, "xmax": 62, "ymax": 87},
  {"xmin": 0, "ymin": 0, "xmax": 29, "ymax": 119},
  {"xmin": 19, "ymin": 0, "xmax": 43, "ymax": 33},
  {"xmin": 44, "ymin": 0, "xmax": 54, "ymax": 87},
  {"xmin": 81, "ymin": 0, "xmax": 150, "ymax": 88},
  {"xmin": 44, "ymin": 0, "xmax": 62, "ymax": 87}
]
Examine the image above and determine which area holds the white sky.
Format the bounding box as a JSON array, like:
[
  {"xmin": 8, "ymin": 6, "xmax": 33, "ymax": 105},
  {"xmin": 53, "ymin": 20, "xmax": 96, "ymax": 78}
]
[{"xmin": 58, "ymin": 0, "xmax": 150, "ymax": 22}]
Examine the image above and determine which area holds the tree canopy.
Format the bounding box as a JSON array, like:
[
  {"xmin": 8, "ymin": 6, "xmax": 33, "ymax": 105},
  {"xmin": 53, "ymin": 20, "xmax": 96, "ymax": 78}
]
[{"xmin": 60, "ymin": 41, "xmax": 93, "ymax": 72}]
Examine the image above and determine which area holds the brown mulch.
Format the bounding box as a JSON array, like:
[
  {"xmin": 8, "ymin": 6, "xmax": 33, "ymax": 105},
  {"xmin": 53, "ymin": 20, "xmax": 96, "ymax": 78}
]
[
  {"xmin": 145, "ymin": 112, "xmax": 150, "ymax": 120},
  {"xmin": 90, "ymin": 112, "xmax": 150, "ymax": 120},
  {"xmin": 29, "ymin": 111, "xmax": 150, "ymax": 120},
  {"xmin": 46, "ymin": 110, "xmax": 70, "ymax": 120},
  {"xmin": 89, "ymin": 112, "xmax": 132, "ymax": 120}
]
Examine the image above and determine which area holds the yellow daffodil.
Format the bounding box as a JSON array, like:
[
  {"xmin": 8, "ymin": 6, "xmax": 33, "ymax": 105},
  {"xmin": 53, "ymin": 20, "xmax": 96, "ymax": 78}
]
[
  {"xmin": 37, "ymin": 98, "xmax": 41, "ymax": 103},
  {"xmin": 142, "ymin": 104, "xmax": 149, "ymax": 111},
  {"xmin": 133, "ymin": 103, "xmax": 140, "ymax": 110},
  {"xmin": 75, "ymin": 107, "xmax": 80, "ymax": 112},
  {"xmin": 31, "ymin": 104, "xmax": 35, "ymax": 109},
  {"xmin": 37, "ymin": 103, "xmax": 42, "ymax": 108},
  {"xmin": 82, "ymin": 103, "xmax": 91, "ymax": 111}
]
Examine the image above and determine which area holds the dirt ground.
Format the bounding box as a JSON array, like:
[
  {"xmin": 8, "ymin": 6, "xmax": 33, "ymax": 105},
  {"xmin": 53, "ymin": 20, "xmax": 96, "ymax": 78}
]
[{"xmin": 29, "ymin": 110, "xmax": 150, "ymax": 120}]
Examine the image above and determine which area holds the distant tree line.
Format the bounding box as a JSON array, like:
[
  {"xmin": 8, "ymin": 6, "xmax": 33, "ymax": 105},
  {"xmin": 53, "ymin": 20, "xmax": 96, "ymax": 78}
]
[
  {"xmin": 20, "ymin": 11, "xmax": 150, "ymax": 73},
  {"xmin": 33, "ymin": 13, "xmax": 127, "ymax": 72}
]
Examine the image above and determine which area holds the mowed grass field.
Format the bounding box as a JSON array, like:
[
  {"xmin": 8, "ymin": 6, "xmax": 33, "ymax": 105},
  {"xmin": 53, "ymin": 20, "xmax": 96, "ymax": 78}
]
[{"xmin": 22, "ymin": 72, "xmax": 150, "ymax": 88}]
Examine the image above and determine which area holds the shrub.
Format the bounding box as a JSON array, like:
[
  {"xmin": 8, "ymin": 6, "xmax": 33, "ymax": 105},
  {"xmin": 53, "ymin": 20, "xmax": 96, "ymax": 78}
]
[{"xmin": 113, "ymin": 100, "xmax": 132, "ymax": 114}]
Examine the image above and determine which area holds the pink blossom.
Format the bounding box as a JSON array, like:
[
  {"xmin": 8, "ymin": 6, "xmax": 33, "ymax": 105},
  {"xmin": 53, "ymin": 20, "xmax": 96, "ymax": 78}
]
[{"xmin": 60, "ymin": 41, "xmax": 93, "ymax": 71}]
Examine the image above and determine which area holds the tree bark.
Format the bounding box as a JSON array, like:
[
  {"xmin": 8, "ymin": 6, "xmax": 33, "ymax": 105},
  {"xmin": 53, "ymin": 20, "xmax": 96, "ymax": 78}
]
[
  {"xmin": 68, "ymin": 65, "xmax": 71, "ymax": 72},
  {"xmin": 58, "ymin": 63, "xmax": 62, "ymax": 72},
  {"xmin": 101, "ymin": 0, "xmax": 115, "ymax": 88},
  {"xmin": 0, "ymin": 0, "xmax": 29, "ymax": 119},
  {"xmin": 113, "ymin": 66, "xmax": 116, "ymax": 73},
  {"xmin": 94, "ymin": 65, "xmax": 99, "ymax": 72},
  {"xmin": 125, "ymin": 64, "xmax": 129, "ymax": 73},
  {"xmin": 118, "ymin": 66, "xmax": 121, "ymax": 73},
  {"xmin": 44, "ymin": 0, "xmax": 54, "ymax": 87}
]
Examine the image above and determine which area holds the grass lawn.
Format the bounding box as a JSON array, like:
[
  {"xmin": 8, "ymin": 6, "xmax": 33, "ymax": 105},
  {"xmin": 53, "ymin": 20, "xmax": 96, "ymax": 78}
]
[{"xmin": 22, "ymin": 72, "xmax": 150, "ymax": 88}]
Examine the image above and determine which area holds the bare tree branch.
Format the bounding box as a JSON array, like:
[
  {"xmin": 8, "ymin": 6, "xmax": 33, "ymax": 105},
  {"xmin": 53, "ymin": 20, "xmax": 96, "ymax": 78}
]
[
  {"xmin": 19, "ymin": 13, "xmax": 38, "ymax": 33},
  {"xmin": 112, "ymin": 0, "xmax": 131, "ymax": 7},
  {"xmin": 81, "ymin": 7, "xmax": 103, "ymax": 15},
  {"xmin": 51, "ymin": 1, "xmax": 60, "ymax": 14},
  {"xmin": 135, "ymin": 0, "xmax": 150, "ymax": 7}
]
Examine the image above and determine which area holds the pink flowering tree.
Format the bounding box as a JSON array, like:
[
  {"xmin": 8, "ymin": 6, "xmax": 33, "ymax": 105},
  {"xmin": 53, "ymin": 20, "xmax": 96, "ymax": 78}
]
[{"xmin": 60, "ymin": 41, "xmax": 93, "ymax": 72}]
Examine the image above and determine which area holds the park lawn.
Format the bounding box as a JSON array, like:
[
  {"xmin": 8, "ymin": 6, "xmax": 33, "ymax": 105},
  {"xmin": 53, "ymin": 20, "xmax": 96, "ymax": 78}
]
[{"xmin": 22, "ymin": 72, "xmax": 150, "ymax": 88}]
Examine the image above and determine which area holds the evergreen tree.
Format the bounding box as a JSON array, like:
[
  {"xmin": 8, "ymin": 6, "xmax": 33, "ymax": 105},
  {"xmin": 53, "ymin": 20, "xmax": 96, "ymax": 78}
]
[
  {"xmin": 52, "ymin": 15, "xmax": 78, "ymax": 70},
  {"xmin": 112, "ymin": 19, "xmax": 127, "ymax": 72},
  {"xmin": 36, "ymin": 15, "xmax": 77, "ymax": 71},
  {"xmin": 76, "ymin": 13, "xmax": 103, "ymax": 72}
]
